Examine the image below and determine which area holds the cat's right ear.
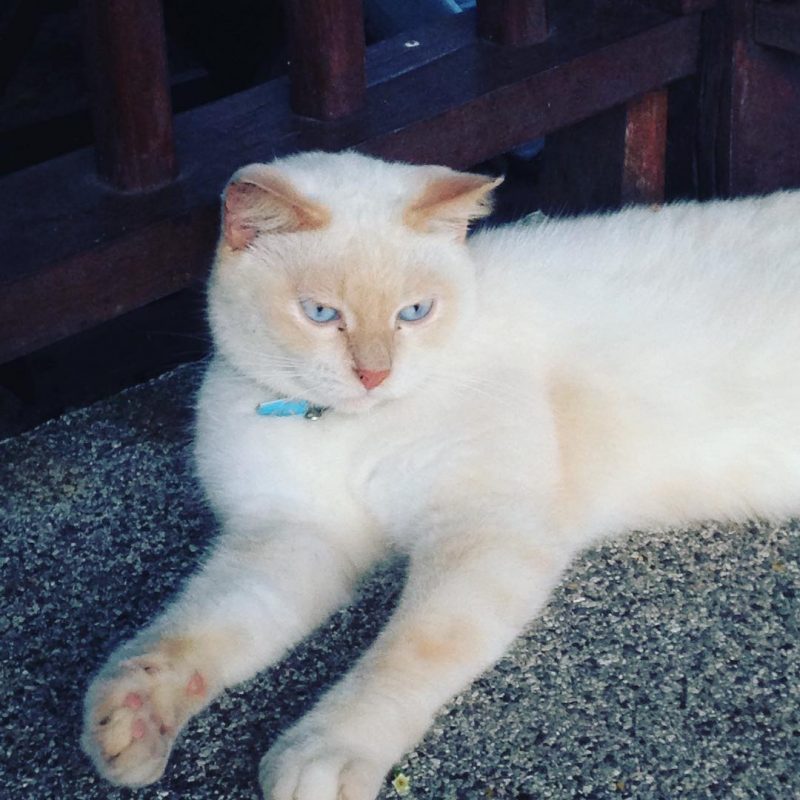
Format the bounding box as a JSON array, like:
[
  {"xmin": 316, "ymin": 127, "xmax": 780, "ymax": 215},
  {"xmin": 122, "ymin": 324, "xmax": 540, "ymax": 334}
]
[
  {"xmin": 404, "ymin": 168, "xmax": 504, "ymax": 242},
  {"xmin": 221, "ymin": 164, "xmax": 331, "ymax": 250}
]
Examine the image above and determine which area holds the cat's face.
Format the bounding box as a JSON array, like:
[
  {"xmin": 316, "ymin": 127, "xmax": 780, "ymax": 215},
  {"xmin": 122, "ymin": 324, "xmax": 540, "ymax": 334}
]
[{"xmin": 208, "ymin": 152, "xmax": 500, "ymax": 413}]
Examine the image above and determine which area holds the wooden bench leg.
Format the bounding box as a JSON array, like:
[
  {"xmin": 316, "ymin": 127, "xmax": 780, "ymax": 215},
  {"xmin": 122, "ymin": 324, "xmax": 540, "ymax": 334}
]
[
  {"xmin": 538, "ymin": 87, "xmax": 669, "ymax": 214},
  {"xmin": 621, "ymin": 88, "xmax": 668, "ymax": 205},
  {"xmin": 700, "ymin": 0, "xmax": 800, "ymax": 196},
  {"xmin": 286, "ymin": 0, "xmax": 366, "ymax": 120},
  {"xmin": 81, "ymin": 0, "xmax": 177, "ymax": 191}
]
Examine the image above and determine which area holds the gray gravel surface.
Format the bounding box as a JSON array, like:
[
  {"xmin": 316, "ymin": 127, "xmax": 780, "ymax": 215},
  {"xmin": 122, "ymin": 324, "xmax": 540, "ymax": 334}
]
[{"xmin": 1, "ymin": 363, "xmax": 798, "ymax": 800}]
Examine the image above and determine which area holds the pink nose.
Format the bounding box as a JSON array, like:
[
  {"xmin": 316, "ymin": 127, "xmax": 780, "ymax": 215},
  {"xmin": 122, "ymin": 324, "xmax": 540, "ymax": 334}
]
[{"xmin": 357, "ymin": 368, "xmax": 390, "ymax": 390}]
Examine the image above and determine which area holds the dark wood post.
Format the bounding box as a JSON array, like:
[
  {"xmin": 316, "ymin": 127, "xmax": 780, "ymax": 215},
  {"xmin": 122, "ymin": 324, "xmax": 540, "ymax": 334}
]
[
  {"xmin": 644, "ymin": 0, "xmax": 717, "ymax": 14},
  {"xmin": 81, "ymin": 0, "xmax": 177, "ymax": 191},
  {"xmin": 702, "ymin": 0, "xmax": 800, "ymax": 196},
  {"xmin": 476, "ymin": 0, "xmax": 548, "ymax": 46},
  {"xmin": 621, "ymin": 89, "xmax": 668, "ymax": 205},
  {"xmin": 537, "ymin": 89, "xmax": 669, "ymax": 214},
  {"xmin": 285, "ymin": 0, "xmax": 366, "ymax": 120}
]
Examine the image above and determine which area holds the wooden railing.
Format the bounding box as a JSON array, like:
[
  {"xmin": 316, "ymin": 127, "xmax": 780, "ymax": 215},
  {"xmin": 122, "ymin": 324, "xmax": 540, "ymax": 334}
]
[{"xmin": 1, "ymin": 0, "xmax": 798, "ymax": 365}]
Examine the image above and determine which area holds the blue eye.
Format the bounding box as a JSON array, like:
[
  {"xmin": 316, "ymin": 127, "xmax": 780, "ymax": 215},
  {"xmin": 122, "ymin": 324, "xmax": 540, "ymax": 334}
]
[
  {"xmin": 397, "ymin": 300, "xmax": 434, "ymax": 323},
  {"xmin": 300, "ymin": 299, "xmax": 340, "ymax": 324}
]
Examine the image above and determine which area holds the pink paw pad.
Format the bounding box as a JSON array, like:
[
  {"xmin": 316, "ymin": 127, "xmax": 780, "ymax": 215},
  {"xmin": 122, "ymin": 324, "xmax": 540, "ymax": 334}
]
[
  {"xmin": 186, "ymin": 671, "xmax": 206, "ymax": 698},
  {"xmin": 123, "ymin": 692, "xmax": 143, "ymax": 709},
  {"xmin": 131, "ymin": 719, "xmax": 146, "ymax": 740}
]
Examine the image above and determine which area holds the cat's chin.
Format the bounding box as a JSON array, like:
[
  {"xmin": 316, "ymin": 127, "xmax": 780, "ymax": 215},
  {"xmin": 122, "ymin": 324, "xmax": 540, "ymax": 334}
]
[{"xmin": 331, "ymin": 392, "xmax": 390, "ymax": 415}]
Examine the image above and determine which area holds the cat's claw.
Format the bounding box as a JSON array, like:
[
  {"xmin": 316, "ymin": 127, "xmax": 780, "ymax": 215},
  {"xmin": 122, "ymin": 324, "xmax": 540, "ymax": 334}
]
[
  {"xmin": 82, "ymin": 653, "xmax": 204, "ymax": 787},
  {"xmin": 259, "ymin": 728, "xmax": 386, "ymax": 800}
]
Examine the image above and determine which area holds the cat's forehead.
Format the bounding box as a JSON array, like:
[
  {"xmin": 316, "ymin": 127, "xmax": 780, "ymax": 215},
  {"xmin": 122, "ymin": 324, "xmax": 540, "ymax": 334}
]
[
  {"xmin": 275, "ymin": 151, "xmax": 424, "ymax": 220},
  {"xmin": 294, "ymin": 240, "xmax": 441, "ymax": 297}
]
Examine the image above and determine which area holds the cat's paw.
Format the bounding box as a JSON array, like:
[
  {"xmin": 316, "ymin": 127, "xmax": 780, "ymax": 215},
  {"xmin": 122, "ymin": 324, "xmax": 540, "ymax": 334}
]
[
  {"xmin": 81, "ymin": 652, "xmax": 207, "ymax": 787},
  {"xmin": 259, "ymin": 726, "xmax": 387, "ymax": 800}
]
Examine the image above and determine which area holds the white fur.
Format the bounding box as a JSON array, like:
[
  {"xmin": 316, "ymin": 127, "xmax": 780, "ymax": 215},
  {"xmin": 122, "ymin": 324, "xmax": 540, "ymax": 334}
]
[{"xmin": 82, "ymin": 152, "xmax": 800, "ymax": 799}]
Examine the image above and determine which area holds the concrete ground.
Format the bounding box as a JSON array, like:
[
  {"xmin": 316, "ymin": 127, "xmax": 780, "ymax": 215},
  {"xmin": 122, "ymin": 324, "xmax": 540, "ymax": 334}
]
[{"xmin": 1, "ymin": 363, "xmax": 798, "ymax": 800}]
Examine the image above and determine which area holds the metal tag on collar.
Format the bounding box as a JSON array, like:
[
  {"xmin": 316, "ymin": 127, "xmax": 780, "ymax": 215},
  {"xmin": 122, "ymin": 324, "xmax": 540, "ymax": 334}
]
[{"xmin": 304, "ymin": 405, "xmax": 326, "ymax": 420}]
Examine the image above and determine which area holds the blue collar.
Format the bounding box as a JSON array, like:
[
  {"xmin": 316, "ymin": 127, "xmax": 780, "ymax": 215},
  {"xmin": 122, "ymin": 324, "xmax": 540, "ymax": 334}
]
[{"xmin": 255, "ymin": 399, "xmax": 328, "ymax": 420}]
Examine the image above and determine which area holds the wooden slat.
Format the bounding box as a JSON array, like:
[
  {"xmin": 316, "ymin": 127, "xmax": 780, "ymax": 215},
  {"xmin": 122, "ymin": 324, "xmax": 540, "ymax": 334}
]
[
  {"xmin": 366, "ymin": 12, "xmax": 476, "ymax": 84},
  {"xmin": 533, "ymin": 87, "xmax": 667, "ymax": 215},
  {"xmin": 0, "ymin": 5, "xmax": 700, "ymax": 364},
  {"xmin": 535, "ymin": 105, "xmax": 631, "ymax": 215},
  {"xmin": 645, "ymin": 0, "xmax": 717, "ymax": 13},
  {"xmin": 81, "ymin": 0, "xmax": 177, "ymax": 190},
  {"xmin": 476, "ymin": 0, "xmax": 548, "ymax": 45},
  {"xmin": 0, "ymin": 67, "xmax": 215, "ymax": 178},
  {"xmin": 621, "ymin": 89, "xmax": 668, "ymax": 204},
  {"xmin": 755, "ymin": 0, "xmax": 800, "ymax": 56},
  {"xmin": 359, "ymin": 12, "xmax": 698, "ymax": 168},
  {"xmin": 285, "ymin": 0, "xmax": 366, "ymax": 119},
  {"xmin": 700, "ymin": 0, "xmax": 800, "ymax": 196}
]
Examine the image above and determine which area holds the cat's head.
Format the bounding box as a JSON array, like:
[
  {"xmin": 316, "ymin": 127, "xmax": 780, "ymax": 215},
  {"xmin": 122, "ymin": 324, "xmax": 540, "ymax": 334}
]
[{"xmin": 208, "ymin": 151, "xmax": 501, "ymax": 413}]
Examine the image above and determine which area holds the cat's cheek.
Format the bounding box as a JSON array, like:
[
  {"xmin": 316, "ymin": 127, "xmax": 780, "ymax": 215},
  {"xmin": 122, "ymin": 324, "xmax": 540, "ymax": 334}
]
[
  {"xmin": 253, "ymin": 308, "xmax": 348, "ymax": 392},
  {"xmin": 261, "ymin": 304, "xmax": 319, "ymax": 354},
  {"xmin": 411, "ymin": 304, "xmax": 463, "ymax": 353},
  {"xmin": 386, "ymin": 335, "xmax": 445, "ymax": 398}
]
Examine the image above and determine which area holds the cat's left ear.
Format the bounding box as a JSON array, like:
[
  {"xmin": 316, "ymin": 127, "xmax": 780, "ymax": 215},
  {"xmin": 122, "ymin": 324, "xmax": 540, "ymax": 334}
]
[
  {"xmin": 404, "ymin": 168, "xmax": 504, "ymax": 242},
  {"xmin": 222, "ymin": 164, "xmax": 331, "ymax": 250}
]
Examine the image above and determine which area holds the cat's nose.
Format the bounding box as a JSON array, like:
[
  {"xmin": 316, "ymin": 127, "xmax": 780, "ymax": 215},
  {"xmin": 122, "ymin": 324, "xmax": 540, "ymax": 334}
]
[{"xmin": 356, "ymin": 368, "xmax": 390, "ymax": 390}]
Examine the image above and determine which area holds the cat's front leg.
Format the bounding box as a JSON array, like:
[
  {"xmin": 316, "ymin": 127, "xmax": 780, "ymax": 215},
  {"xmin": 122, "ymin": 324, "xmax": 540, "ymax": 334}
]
[
  {"xmin": 81, "ymin": 633, "xmax": 215, "ymax": 787},
  {"xmin": 82, "ymin": 525, "xmax": 382, "ymax": 787},
  {"xmin": 260, "ymin": 526, "xmax": 570, "ymax": 800}
]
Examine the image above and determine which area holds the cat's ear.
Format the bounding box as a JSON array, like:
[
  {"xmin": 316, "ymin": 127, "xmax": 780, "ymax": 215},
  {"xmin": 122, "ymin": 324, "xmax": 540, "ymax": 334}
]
[
  {"xmin": 404, "ymin": 169, "xmax": 503, "ymax": 241},
  {"xmin": 222, "ymin": 164, "xmax": 331, "ymax": 250}
]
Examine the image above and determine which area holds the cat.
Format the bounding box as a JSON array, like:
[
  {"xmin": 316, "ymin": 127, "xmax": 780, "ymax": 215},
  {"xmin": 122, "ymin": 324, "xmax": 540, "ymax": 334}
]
[{"xmin": 81, "ymin": 150, "xmax": 800, "ymax": 799}]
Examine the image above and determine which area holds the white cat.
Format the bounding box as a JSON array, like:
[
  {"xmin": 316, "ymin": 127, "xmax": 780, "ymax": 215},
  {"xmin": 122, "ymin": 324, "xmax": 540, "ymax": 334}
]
[{"xmin": 82, "ymin": 151, "xmax": 800, "ymax": 799}]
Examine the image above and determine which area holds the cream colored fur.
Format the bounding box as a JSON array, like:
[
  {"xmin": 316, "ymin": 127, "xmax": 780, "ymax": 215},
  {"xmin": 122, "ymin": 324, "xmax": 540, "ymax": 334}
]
[{"xmin": 82, "ymin": 151, "xmax": 800, "ymax": 798}]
